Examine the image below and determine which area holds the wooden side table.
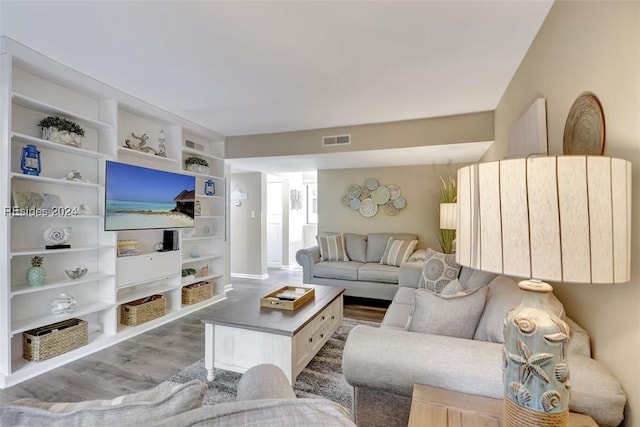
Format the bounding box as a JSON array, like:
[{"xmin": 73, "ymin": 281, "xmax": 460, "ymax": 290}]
[{"xmin": 408, "ymin": 384, "xmax": 597, "ymax": 427}]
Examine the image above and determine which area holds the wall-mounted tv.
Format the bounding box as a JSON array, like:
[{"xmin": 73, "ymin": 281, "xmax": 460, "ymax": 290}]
[{"xmin": 105, "ymin": 161, "xmax": 196, "ymax": 231}]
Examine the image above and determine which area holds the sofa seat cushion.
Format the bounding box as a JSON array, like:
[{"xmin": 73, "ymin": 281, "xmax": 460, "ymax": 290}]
[
  {"xmin": 358, "ymin": 263, "xmax": 399, "ymax": 283},
  {"xmin": 314, "ymin": 261, "xmax": 363, "ymax": 280},
  {"xmin": 2, "ymin": 380, "xmax": 207, "ymax": 427},
  {"xmin": 381, "ymin": 301, "xmax": 412, "ymax": 329}
]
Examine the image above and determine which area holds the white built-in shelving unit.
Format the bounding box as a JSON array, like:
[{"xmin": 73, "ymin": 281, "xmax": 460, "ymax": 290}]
[{"xmin": 0, "ymin": 36, "xmax": 229, "ymax": 388}]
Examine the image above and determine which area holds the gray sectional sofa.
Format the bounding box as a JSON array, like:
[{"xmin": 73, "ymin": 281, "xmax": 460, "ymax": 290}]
[
  {"xmin": 296, "ymin": 232, "xmax": 422, "ymax": 300},
  {"xmin": 342, "ymin": 268, "xmax": 627, "ymax": 427}
]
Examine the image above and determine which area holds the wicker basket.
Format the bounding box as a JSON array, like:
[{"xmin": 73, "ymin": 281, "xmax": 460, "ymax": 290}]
[
  {"xmin": 182, "ymin": 281, "xmax": 214, "ymax": 305},
  {"xmin": 23, "ymin": 318, "xmax": 88, "ymax": 362},
  {"xmin": 120, "ymin": 294, "xmax": 165, "ymax": 326}
]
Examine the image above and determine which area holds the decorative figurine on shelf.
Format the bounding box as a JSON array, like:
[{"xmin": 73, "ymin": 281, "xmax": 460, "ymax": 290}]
[
  {"xmin": 78, "ymin": 201, "xmax": 94, "ymax": 215},
  {"xmin": 124, "ymin": 132, "xmax": 159, "ymax": 155},
  {"xmin": 65, "ymin": 267, "xmax": 88, "ymax": 280},
  {"xmin": 157, "ymin": 130, "xmax": 167, "ymax": 157},
  {"xmin": 50, "ymin": 292, "xmax": 77, "ymax": 315},
  {"xmin": 200, "ymin": 265, "xmax": 209, "ymax": 277},
  {"xmin": 63, "ymin": 170, "xmax": 90, "ymax": 183},
  {"xmin": 26, "ymin": 256, "xmax": 46, "ymax": 287},
  {"xmin": 21, "ymin": 145, "xmax": 41, "ymax": 176},
  {"xmin": 44, "ymin": 226, "xmax": 72, "ymax": 249},
  {"xmin": 204, "ymin": 179, "xmax": 215, "ymax": 196}
]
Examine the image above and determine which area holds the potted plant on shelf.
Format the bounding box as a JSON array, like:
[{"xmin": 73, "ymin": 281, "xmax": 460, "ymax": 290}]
[
  {"xmin": 38, "ymin": 116, "xmax": 85, "ymax": 148},
  {"xmin": 185, "ymin": 156, "xmax": 209, "ymax": 174},
  {"xmin": 181, "ymin": 267, "xmax": 197, "ymax": 284}
]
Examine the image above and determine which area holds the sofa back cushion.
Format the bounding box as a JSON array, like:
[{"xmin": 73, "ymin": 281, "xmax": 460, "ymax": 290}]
[
  {"xmin": 366, "ymin": 233, "xmax": 418, "ymax": 263},
  {"xmin": 473, "ymin": 275, "xmax": 565, "ymax": 343},
  {"xmin": 406, "ymin": 287, "xmax": 488, "ymax": 339},
  {"xmin": 321, "ymin": 232, "xmax": 367, "ymax": 262}
]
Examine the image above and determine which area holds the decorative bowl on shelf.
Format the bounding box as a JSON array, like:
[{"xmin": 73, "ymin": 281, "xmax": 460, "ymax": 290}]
[{"xmin": 65, "ymin": 268, "xmax": 88, "ymax": 280}]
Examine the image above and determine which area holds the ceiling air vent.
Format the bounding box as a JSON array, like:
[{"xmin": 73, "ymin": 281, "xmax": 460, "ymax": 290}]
[{"xmin": 322, "ymin": 134, "xmax": 351, "ymax": 147}]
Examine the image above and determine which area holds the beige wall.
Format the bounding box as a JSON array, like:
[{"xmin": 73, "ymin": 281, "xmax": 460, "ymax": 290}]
[
  {"xmin": 226, "ymin": 111, "xmax": 494, "ymax": 158},
  {"xmin": 230, "ymin": 172, "xmax": 267, "ymax": 277},
  {"xmin": 489, "ymin": 2, "xmax": 640, "ymax": 425},
  {"xmin": 318, "ymin": 164, "xmax": 461, "ymax": 250}
]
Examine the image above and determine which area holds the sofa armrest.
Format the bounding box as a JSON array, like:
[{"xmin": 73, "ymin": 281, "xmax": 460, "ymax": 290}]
[
  {"xmin": 342, "ymin": 325, "xmax": 504, "ymax": 398},
  {"xmin": 398, "ymin": 261, "xmax": 423, "ymax": 288},
  {"xmin": 296, "ymin": 246, "xmax": 321, "ymax": 283},
  {"xmin": 237, "ymin": 364, "xmax": 296, "ymax": 401}
]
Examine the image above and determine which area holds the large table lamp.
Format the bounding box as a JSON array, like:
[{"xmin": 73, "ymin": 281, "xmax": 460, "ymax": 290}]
[{"xmin": 456, "ymin": 155, "xmax": 631, "ymax": 426}]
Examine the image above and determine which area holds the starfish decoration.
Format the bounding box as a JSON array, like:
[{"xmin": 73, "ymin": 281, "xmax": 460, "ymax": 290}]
[{"xmin": 507, "ymin": 339, "xmax": 553, "ymax": 384}]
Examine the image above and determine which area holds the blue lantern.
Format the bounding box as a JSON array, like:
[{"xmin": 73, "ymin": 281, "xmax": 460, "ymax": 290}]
[
  {"xmin": 21, "ymin": 145, "xmax": 41, "ymax": 176},
  {"xmin": 204, "ymin": 179, "xmax": 215, "ymax": 196}
]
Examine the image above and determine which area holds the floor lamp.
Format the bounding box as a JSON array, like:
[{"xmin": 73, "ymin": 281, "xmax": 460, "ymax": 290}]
[{"xmin": 455, "ymin": 156, "xmax": 631, "ymax": 426}]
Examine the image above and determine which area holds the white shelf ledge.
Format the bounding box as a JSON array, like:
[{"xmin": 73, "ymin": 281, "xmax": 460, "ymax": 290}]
[
  {"xmin": 11, "ymin": 173, "xmax": 102, "ymax": 189},
  {"xmin": 181, "ymin": 273, "xmax": 223, "ymax": 287},
  {"xmin": 195, "ymin": 215, "xmax": 224, "ymax": 220},
  {"xmin": 181, "ymin": 254, "xmax": 224, "ymax": 264},
  {"xmin": 117, "ymin": 282, "xmax": 180, "ymax": 305},
  {"xmin": 12, "ymin": 92, "xmax": 113, "ymax": 130},
  {"xmin": 196, "ymin": 194, "xmax": 225, "ymax": 200},
  {"xmin": 11, "ymin": 301, "xmax": 113, "ymax": 335},
  {"xmin": 12, "ymin": 273, "xmax": 113, "ymax": 296},
  {"xmin": 181, "ymin": 147, "xmax": 224, "ymax": 161},
  {"xmin": 117, "ymin": 147, "xmax": 177, "ymax": 164},
  {"xmin": 182, "ymin": 235, "xmax": 222, "ymax": 242},
  {"xmin": 11, "ymin": 133, "xmax": 113, "ymax": 159},
  {"xmin": 181, "ymin": 170, "xmax": 225, "ymax": 180},
  {"xmin": 11, "ymin": 245, "xmax": 111, "ymax": 257}
]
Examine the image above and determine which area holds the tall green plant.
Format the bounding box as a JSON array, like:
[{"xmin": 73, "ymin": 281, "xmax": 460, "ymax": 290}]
[{"xmin": 437, "ymin": 173, "xmax": 457, "ymax": 254}]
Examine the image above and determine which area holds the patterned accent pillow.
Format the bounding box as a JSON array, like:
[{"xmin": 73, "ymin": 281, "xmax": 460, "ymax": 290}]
[
  {"xmin": 379, "ymin": 237, "xmax": 418, "ymax": 267},
  {"xmin": 419, "ymin": 248, "xmax": 462, "ymax": 293},
  {"xmin": 318, "ymin": 233, "xmax": 350, "ymax": 262}
]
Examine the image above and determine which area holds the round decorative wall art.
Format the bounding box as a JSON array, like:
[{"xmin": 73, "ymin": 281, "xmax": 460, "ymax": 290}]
[
  {"xmin": 343, "ymin": 180, "xmax": 405, "ymax": 217},
  {"xmin": 563, "ymin": 93, "xmax": 605, "ymax": 155}
]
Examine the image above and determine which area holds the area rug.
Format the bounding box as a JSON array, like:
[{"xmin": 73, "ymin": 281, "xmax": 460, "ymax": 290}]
[{"xmin": 164, "ymin": 318, "xmax": 378, "ymax": 413}]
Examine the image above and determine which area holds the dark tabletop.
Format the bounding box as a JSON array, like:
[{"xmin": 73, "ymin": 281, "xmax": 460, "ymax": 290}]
[{"xmin": 200, "ymin": 284, "xmax": 345, "ymax": 336}]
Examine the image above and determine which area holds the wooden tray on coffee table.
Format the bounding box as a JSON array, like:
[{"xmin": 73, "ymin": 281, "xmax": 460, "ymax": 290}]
[{"xmin": 260, "ymin": 285, "xmax": 314, "ymax": 310}]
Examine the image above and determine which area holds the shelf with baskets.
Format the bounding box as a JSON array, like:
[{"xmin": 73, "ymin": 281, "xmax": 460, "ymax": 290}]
[
  {"xmin": 11, "ymin": 301, "xmax": 114, "ymax": 335},
  {"xmin": 181, "ymin": 254, "xmax": 224, "ymax": 264}
]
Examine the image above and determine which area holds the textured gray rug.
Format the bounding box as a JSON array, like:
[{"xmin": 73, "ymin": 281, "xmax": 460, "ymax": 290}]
[{"xmin": 165, "ymin": 318, "xmax": 378, "ymax": 413}]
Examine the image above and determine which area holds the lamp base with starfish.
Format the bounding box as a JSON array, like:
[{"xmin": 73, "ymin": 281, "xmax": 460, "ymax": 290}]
[{"xmin": 502, "ymin": 280, "xmax": 570, "ymax": 427}]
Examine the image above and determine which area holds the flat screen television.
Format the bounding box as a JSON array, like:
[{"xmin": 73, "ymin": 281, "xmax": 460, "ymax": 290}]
[{"xmin": 105, "ymin": 161, "xmax": 196, "ymax": 231}]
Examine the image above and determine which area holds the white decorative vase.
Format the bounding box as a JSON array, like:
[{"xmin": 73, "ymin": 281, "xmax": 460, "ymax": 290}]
[
  {"xmin": 503, "ymin": 280, "xmax": 570, "ymax": 427},
  {"xmin": 42, "ymin": 127, "xmax": 82, "ymax": 147}
]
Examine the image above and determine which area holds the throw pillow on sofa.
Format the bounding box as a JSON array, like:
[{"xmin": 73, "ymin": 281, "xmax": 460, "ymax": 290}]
[
  {"xmin": 405, "ymin": 286, "xmax": 488, "ymax": 339},
  {"xmin": 2, "ymin": 380, "xmax": 207, "ymax": 426},
  {"xmin": 379, "ymin": 237, "xmax": 418, "ymax": 267},
  {"xmin": 318, "ymin": 233, "xmax": 350, "ymax": 262},
  {"xmin": 419, "ymin": 248, "xmax": 462, "ymax": 292}
]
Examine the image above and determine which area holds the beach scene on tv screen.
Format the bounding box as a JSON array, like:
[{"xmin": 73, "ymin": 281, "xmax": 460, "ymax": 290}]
[{"xmin": 105, "ymin": 162, "xmax": 195, "ymax": 231}]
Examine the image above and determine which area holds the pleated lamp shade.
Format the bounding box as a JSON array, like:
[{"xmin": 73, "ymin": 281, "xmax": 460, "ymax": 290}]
[
  {"xmin": 456, "ymin": 156, "xmax": 632, "ymax": 284},
  {"xmin": 439, "ymin": 203, "xmax": 458, "ymax": 230}
]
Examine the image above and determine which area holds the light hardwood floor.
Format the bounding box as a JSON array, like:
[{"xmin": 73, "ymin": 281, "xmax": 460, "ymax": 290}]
[{"xmin": 0, "ymin": 268, "xmax": 385, "ymax": 403}]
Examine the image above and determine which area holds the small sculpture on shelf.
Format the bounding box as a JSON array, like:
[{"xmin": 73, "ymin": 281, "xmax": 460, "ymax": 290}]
[
  {"xmin": 44, "ymin": 226, "xmax": 72, "ymax": 249},
  {"xmin": 65, "ymin": 267, "xmax": 88, "ymax": 280},
  {"xmin": 62, "ymin": 170, "xmax": 90, "ymax": 183},
  {"xmin": 78, "ymin": 201, "xmax": 94, "ymax": 216},
  {"xmin": 124, "ymin": 132, "xmax": 159, "ymax": 155},
  {"xmin": 38, "ymin": 116, "xmax": 85, "ymax": 147},
  {"xmin": 50, "ymin": 292, "xmax": 77, "ymax": 315},
  {"xmin": 157, "ymin": 130, "xmax": 167, "ymax": 157},
  {"xmin": 26, "ymin": 256, "xmax": 46, "ymax": 287}
]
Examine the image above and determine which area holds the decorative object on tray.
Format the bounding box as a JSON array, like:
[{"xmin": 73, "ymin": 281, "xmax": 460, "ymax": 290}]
[
  {"xmin": 204, "ymin": 179, "xmax": 216, "ymax": 196},
  {"xmin": 44, "ymin": 226, "xmax": 72, "ymax": 249},
  {"xmin": 20, "ymin": 144, "xmax": 41, "ymax": 176},
  {"xmin": 65, "ymin": 267, "xmax": 88, "ymax": 280},
  {"xmin": 182, "ymin": 281, "xmax": 214, "ymax": 305},
  {"xmin": 38, "ymin": 116, "xmax": 85, "ymax": 148},
  {"xmin": 344, "ymin": 180, "xmax": 405, "ymax": 217},
  {"xmin": 437, "ymin": 173, "xmax": 457, "ymax": 254},
  {"xmin": 50, "ymin": 292, "xmax": 77, "ymax": 315},
  {"xmin": 260, "ymin": 285, "xmax": 315, "ymax": 310},
  {"xmin": 157, "ymin": 129, "xmax": 167, "ymax": 157},
  {"xmin": 23, "ymin": 318, "xmax": 88, "ymax": 362},
  {"xmin": 117, "ymin": 239, "xmax": 139, "ymax": 257},
  {"xmin": 563, "ymin": 92, "xmax": 605, "ymax": 155},
  {"xmin": 185, "ymin": 156, "xmax": 209, "ymax": 174},
  {"xmin": 120, "ymin": 295, "xmax": 165, "ymax": 326},
  {"xmin": 124, "ymin": 132, "xmax": 160, "ymax": 155},
  {"xmin": 62, "ymin": 170, "xmax": 90, "ymax": 183},
  {"xmin": 26, "ymin": 255, "xmax": 46, "ymax": 287}
]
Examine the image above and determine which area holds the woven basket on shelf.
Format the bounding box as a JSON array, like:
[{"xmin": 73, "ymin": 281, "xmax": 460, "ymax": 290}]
[
  {"xmin": 23, "ymin": 318, "xmax": 88, "ymax": 362},
  {"xmin": 120, "ymin": 295, "xmax": 165, "ymax": 326},
  {"xmin": 182, "ymin": 281, "xmax": 214, "ymax": 305}
]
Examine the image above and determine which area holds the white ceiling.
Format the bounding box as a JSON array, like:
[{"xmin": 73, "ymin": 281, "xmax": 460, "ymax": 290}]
[{"xmin": 0, "ymin": 0, "xmax": 553, "ymax": 138}]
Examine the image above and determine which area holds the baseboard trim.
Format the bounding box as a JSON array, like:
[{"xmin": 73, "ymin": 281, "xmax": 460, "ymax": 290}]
[
  {"xmin": 224, "ymin": 284, "xmax": 233, "ymax": 292},
  {"xmin": 231, "ymin": 273, "xmax": 269, "ymax": 280}
]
